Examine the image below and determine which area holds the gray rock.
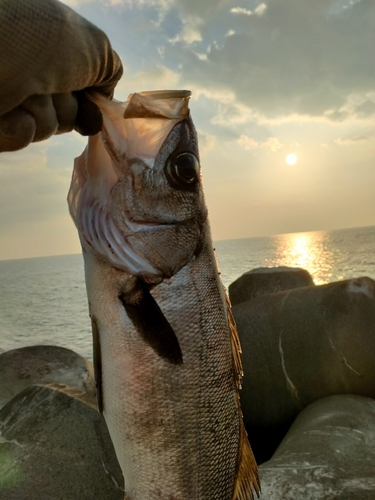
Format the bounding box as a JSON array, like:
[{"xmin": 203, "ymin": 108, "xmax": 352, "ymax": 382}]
[
  {"xmin": 0, "ymin": 345, "xmax": 96, "ymax": 409},
  {"xmin": 235, "ymin": 277, "xmax": 375, "ymax": 463},
  {"xmin": 0, "ymin": 384, "xmax": 123, "ymax": 499},
  {"xmin": 259, "ymin": 395, "xmax": 375, "ymax": 499},
  {"xmin": 229, "ymin": 266, "xmax": 314, "ymax": 306}
]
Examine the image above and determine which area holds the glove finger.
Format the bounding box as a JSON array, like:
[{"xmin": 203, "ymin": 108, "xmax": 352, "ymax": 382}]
[
  {"xmin": 0, "ymin": 108, "xmax": 36, "ymax": 152},
  {"xmin": 20, "ymin": 95, "xmax": 58, "ymax": 142},
  {"xmin": 92, "ymin": 52, "xmax": 124, "ymax": 98},
  {"xmin": 74, "ymin": 91, "xmax": 103, "ymax": 136},
  {"xmin": 53, "ymin": 93, "xmax": 78, "ymax": 134}
]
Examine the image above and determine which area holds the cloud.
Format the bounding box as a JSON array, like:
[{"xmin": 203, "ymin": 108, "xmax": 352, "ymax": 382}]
[
  {"xmin": 104, "ymin": 0, "xmax": 173, "ymax": 7},
  {"xmin": 163, "ymin": 0, "xmax": 375, "ymax": 122},
  {"xmin": 76, "ymin": 0, "xmax": 373, "ymax": 124},
  {"xmin": 231, "ymin": 7, "xmax": 253, "ymax": 15},
  {"xmin": 169, "ymin": 15, "xmax": 203, "ymax": 44},
  {"xmin": 327, "ymin": 0, "xmax": 364, "ymax": 16},
  {"xmin": 237, "ymin": 135, "xmax": 283, "ymax": 152},
  {"xmin": 211, "ymin": 100, "xmax": 255, "ymax": 126},
  {"xmin": 230, "ymin": 4, "xmax": 267, "ymax": 16},
  {"xmin": 173, "ymin": 0, "xmax": 232, "ymax": 19},
  {"xmin": 354, "ymin": 99, "xmax": 375, "ymax": 118},
  {"xmin": 262, "ymin": 136, "xmax": 283, "ymax": 152},
  {"xmin": 114, "ymin": 65, "xmax": 181, "ymax": 99},
  {"xmin": 60, "ymin": 0, "xmax": 92, "ymax": 6},
  {"xmin": 254, "ymin": 3, "xmax": 267, "ymax": 15},
  {"xmin": 322, "ymin": 93, "xmax": 375, "ymax": 122},
  {"xmin": 195, "ymin": 52, "xmax": 208, "ymax": 61},
  {"xmin": 197, "ymin": 131, "xmax": 217, "ymax": 155},
  {"xmin": 0, "ymin": 143, "xmax": 73, "ymax": 231},
  {"xmin": 335, "ymin": 135, "xmax": 369, "ymax": 146},
  {"xmin": 237, "ymin": 135, "xmax": 259, "ymax": 150}
]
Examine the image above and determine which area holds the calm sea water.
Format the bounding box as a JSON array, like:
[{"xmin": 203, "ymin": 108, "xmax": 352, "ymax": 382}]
[{"xmin": 0, "ymin": 226, "xmax": 374, "ymax": 360}]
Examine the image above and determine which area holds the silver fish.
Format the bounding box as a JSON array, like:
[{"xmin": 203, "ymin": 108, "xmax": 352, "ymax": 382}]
[{"xmin": 68, "ymin": 90, "xmax": 260, "ymax": 499}]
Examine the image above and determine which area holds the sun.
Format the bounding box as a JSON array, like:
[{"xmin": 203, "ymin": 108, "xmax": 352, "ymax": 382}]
[{"xmin": 285, "ymin": 153, "xmax": 298, "ymax": 165}]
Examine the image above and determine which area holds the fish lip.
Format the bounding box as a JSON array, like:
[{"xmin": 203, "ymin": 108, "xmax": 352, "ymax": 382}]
[
  {"xmin": 128, "ymin": 209, "xmax": 208, "ymax": 228},
  {"xmin": 124, "ymin": 219, "xmax": 177, "ymax": 233},
  {"xmin": 127, "ymin": 213, "xmax": 208, "ymax": 231},
  {"xmin": 131, "ymin": 220, "xmax": 176, "ymax": 226}
]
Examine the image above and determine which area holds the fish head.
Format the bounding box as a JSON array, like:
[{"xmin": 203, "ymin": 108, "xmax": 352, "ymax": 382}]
[{"xmin": 68, "ymin": 90, "xmax": 208, "ymax": 283}]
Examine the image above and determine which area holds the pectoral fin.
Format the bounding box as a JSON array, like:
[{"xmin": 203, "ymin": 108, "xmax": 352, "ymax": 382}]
[
  {"xmin": 119, "ymin": 280, "xmax": 183, "ymax": 365},
  {"xmin": 91, "ymin": 316, "xmax": 104, "ymax": 414}
]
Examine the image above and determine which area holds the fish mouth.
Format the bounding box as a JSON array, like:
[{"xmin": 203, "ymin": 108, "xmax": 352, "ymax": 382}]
[
  {"xmin": 130, "ymin": 220, "xmax": 177, "ymax": 227},
  {"xmin": 126, "ymin": 219, "xmax": 183, "ymax": 232},
  {"xmin": 125, "ymin": 212, "xmax": 208, "ymax": 233}
]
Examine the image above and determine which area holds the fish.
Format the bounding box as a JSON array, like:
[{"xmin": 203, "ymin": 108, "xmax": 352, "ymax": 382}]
[{"xmin": 68, "ymin": 90, "xmax": 260, "ymax": 499}]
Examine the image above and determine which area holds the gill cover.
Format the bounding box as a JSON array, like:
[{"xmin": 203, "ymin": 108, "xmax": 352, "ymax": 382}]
[{"xmin": 67, "ymin": 90, "xmax": 191, "ymax": 282}]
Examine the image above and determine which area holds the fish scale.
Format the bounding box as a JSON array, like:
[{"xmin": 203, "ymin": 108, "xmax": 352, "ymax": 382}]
[{"xmin": 68, "ymin": 90, "xmax": 260, "ymax": 499}]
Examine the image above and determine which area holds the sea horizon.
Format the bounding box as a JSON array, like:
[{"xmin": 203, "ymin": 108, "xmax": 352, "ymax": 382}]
[{"xmin": 1, "ymin": 223, "xmax": 373, "ymax": 264}]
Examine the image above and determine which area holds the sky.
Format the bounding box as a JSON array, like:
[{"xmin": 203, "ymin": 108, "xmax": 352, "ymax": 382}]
[{"xmin": 0, "ymin": 0, "xmax": 374, "ymax": 260}]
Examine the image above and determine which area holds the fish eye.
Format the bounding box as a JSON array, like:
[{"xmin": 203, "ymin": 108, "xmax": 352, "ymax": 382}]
[{"xmin": 165, "ymin": 153, "xmax": 200, "ymax": 190}]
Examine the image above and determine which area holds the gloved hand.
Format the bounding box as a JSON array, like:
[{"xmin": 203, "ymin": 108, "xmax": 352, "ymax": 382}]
[{"xmin": 0, "ymin": 0, "xmax": 123, "ymax": 152}]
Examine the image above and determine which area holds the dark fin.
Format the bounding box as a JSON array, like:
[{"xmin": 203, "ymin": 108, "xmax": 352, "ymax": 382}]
[
  {"xmin": 119, "ymin": 280, "xmax": 183, "ymax": 365},
  {"xmin": 224, "ymin": 287, "xmax": 260, "ymax": 499},
  {"xmin": 91, "ymin": 316, "xmax": 104, "ymax": 414}
]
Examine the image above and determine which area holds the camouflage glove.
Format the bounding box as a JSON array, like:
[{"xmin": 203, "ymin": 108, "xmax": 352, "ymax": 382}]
[{"xmin": 0, "ymin": 0, "xmax": 123, "ymax": 152}]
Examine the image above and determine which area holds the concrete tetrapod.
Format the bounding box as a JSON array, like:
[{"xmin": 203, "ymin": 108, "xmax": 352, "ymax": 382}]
[
  {"xmin": 259, "ymin": 395, "xmax": 375, "ymax": 499},
  {"xmin": 0, "ymin": 384, "xmax": 123, "ymax": 500},
  {"xmin": 229, "ymin": 266, "xmax": 314, "ymax": 306},
  {"xmin": 0, "ymin": 346, "xmax": 96, "ymax": 409},
  {"xmin": 234, "ymin": 277, "xmax": 375, "ymax": 463}
]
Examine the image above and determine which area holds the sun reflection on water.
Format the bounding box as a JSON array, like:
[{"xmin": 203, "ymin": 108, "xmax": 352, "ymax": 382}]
[
  {"xmin": 215, "ymin": 227, "xmax": 375, "ymax": 288},
  {"xmin": 266, "ymin": 231, "xmax": 337, "ymax": 285}
]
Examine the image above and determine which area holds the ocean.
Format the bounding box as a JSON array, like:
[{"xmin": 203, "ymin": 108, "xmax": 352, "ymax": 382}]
[{"xmin": 0, "ymin": 225, "xmax": 374, "ymax": 360}]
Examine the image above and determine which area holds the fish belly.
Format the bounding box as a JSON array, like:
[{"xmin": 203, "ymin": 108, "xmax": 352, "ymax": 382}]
[{"xmin": 84, "ymin": 243, "xmax": 241, "ymax": 500}]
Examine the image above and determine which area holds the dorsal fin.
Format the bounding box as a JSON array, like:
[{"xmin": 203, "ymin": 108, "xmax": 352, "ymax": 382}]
[
  {"xmin": 225, "ymin": 290, "xmax": 261, "ymax": 499},
  {"xmin": 226, "ymin": 292, "xmax": 244, "ymax": 390},
  {"xmin": 232, "ymin": 420, "xmax": 261, "ymax": 500}
]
